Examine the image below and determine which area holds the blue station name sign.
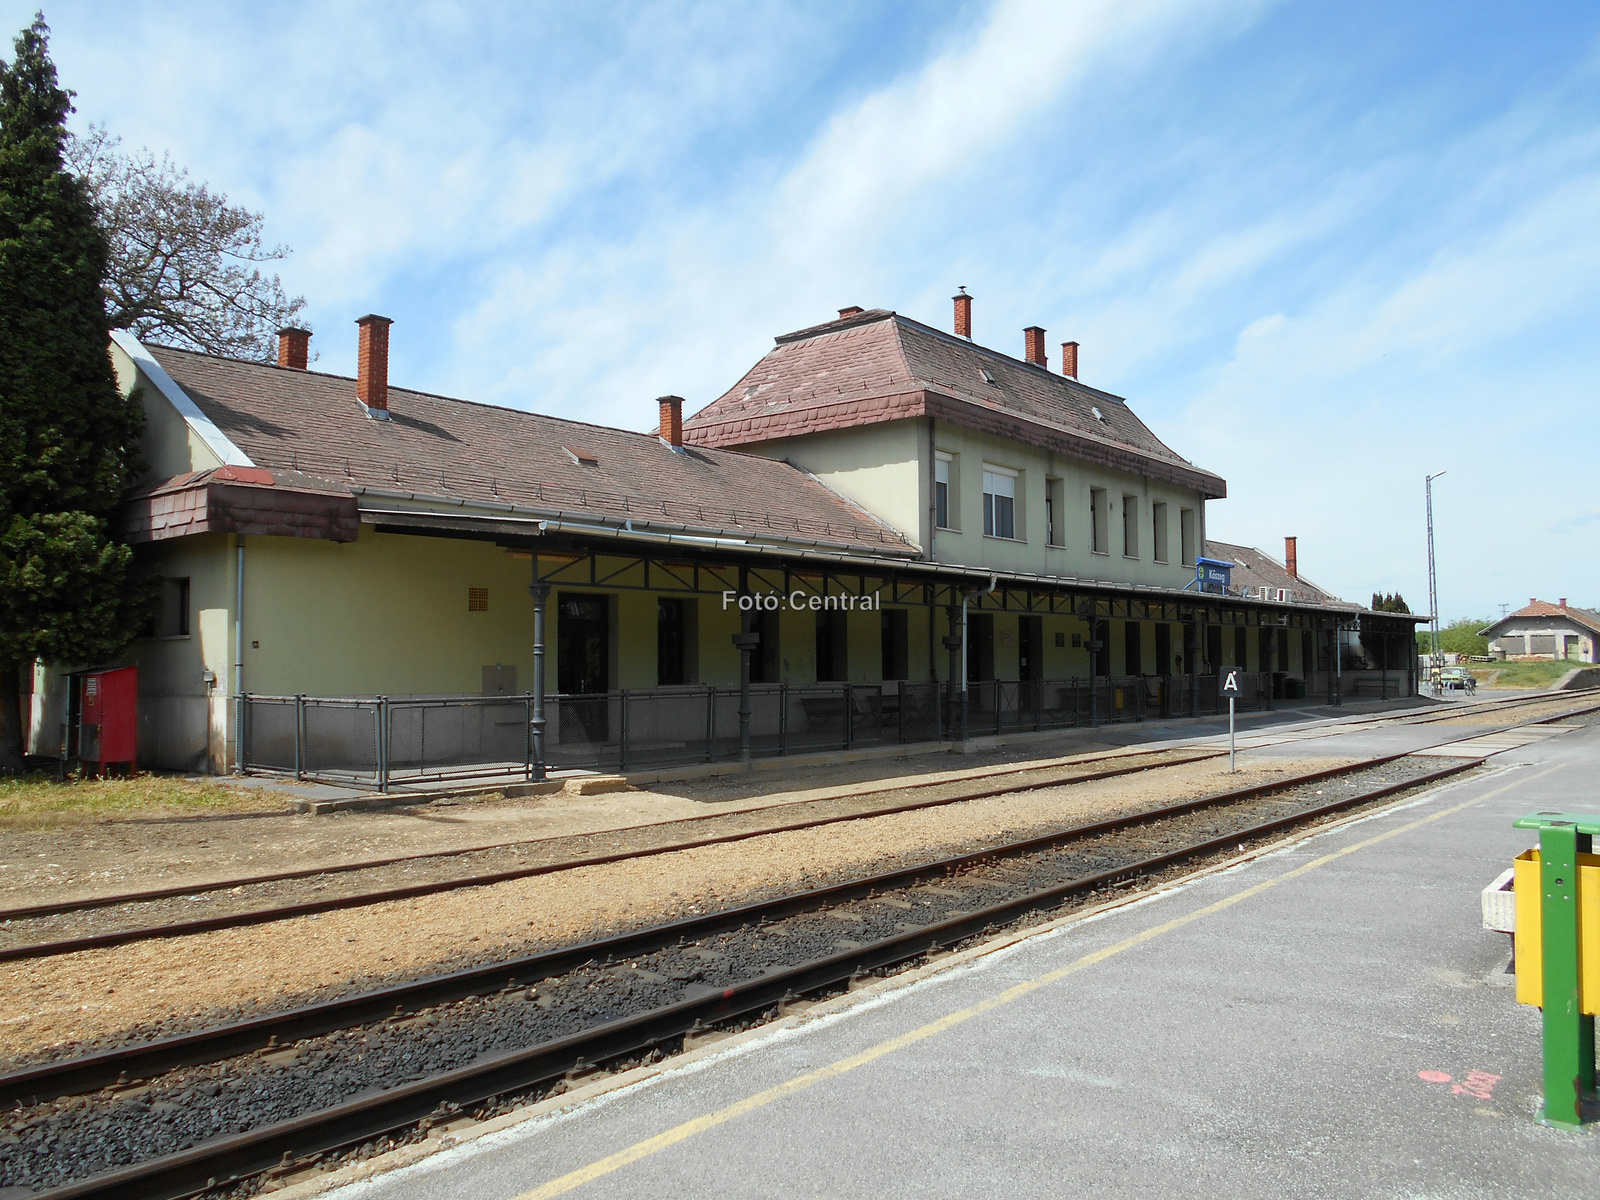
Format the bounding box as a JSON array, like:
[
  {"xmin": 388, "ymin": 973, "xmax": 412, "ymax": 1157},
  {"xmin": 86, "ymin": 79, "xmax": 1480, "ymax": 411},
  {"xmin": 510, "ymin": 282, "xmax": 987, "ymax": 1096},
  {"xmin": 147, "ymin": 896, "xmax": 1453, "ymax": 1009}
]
[{"xmin": 1195, "ymin": 556, "xmax": 1234, "ymax": 591}]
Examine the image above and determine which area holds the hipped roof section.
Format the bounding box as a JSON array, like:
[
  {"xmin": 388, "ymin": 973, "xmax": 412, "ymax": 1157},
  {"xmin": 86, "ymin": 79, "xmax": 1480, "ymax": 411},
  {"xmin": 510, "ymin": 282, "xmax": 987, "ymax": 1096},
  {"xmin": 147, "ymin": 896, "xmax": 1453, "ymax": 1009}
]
[
  {"xmin": 142, "ymin": 345, "xmax": 918, "ymax": 556},
  {"xmin": 683, "ymin": 309, "xmax": 1227, "ymax": 498}
]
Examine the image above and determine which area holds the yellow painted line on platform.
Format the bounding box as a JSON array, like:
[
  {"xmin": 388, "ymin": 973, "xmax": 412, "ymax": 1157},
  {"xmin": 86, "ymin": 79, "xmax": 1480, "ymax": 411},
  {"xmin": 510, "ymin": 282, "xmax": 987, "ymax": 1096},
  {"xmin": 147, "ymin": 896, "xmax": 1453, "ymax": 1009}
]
[{"xmin": 512, "ymin": 765, "xmax": 1561, "ymax": 1200}]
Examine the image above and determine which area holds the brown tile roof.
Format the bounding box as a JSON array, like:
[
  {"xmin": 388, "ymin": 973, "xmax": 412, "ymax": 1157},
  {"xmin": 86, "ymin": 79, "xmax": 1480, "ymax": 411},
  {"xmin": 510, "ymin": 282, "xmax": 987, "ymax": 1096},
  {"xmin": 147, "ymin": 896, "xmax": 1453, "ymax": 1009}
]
[
  {"xmin": 682, "ymin": 309, "xmax": 1226, "ymax": 498},
  {"xmin": 1204, "ymin": 540, "xmax": 1356, "ymax": 610},
  {"xmin": 122, "ymin": 465, "xmax": 360, "ymax": 543},
  {"xmin": 1484, "ymin": 599, "xmax": 1600, "ymax": 637},
  {"xmin": 142, "ymin": 346, "xmax": 918, "ymax": 556}
]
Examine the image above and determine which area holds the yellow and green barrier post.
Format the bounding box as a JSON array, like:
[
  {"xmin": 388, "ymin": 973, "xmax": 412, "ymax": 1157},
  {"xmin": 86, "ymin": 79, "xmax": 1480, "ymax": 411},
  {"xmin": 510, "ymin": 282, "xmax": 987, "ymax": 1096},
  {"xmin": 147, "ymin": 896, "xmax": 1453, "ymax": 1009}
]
[{"xmin": 1512, "ymin": 811, "xmax": 1599, "ymax": 1127}]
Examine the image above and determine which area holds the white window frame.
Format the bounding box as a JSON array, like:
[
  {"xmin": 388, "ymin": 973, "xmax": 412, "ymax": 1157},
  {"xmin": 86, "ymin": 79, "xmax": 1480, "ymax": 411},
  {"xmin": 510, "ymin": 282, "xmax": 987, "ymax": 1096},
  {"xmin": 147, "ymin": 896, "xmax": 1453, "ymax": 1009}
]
[
  {"xmin": 934, "ymin": 451, "xmax": 955, "ymax": 530},
  {"xmin": 982, "ymin": 464, "xmax": 1018, "ymax": 541}
]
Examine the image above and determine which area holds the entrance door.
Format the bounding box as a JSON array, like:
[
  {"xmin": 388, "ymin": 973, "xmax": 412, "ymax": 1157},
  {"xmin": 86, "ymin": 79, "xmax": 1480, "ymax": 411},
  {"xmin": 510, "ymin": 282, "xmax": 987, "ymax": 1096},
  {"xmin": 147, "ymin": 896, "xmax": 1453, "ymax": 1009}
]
[
  {"xmin": 1018, "ymin": 616, "xmax": 1042, "ymax": 682},
  {"xmin": 558, "ymin": 594, "xmax": 610, "ymax": 742}
]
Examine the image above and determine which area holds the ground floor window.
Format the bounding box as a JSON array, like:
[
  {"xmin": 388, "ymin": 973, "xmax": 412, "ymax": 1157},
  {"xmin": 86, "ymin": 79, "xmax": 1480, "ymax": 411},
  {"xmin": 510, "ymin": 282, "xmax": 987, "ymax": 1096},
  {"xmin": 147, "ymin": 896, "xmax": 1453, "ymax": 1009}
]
[
  {"xmin": 815, "ymin": 610, "xmax": 848, "ymax": 682},
  {"xmin": 1124, "ymin": 620, "xmax": 1142, "ymax": 676},
  {"xmin": 881, "ymin": 609, "xmax": 909, "ymax": 680},
  {"xmin": 658, "ymin": 598, "xmax": 688, "ymax": 685}
]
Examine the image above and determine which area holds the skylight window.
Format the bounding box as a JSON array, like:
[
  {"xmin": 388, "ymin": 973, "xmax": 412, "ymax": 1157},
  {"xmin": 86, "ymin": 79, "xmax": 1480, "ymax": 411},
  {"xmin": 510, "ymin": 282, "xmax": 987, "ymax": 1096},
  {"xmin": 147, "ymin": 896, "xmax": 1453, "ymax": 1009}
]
[
  {"xmin": 979, "ymin": 368, "xmax": 997, "ymax": 385},
  {"xmin": 562, "ymin": 447, "xmax": 599, "ymax": 466},
  {"xmin": 1091, "ymin": 406, "xmax": 1105, "ymax": 421}
]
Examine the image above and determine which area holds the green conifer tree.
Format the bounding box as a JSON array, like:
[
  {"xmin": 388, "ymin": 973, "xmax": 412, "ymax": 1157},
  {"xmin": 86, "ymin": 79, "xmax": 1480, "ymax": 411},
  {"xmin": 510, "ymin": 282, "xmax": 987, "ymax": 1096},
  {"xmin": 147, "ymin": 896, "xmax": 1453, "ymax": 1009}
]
[{"xmin": 0, "ymin": 15, "xmax": 148, "ymax": 770}]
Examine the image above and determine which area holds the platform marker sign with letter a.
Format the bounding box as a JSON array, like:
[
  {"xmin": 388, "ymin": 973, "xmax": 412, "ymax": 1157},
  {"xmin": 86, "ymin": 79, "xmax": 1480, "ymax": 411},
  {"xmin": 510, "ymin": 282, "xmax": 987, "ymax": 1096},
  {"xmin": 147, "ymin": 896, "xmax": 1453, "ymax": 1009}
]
[{"xmin": 1222, "ymin": 671, "xmax": 1240, "ymax": 773}]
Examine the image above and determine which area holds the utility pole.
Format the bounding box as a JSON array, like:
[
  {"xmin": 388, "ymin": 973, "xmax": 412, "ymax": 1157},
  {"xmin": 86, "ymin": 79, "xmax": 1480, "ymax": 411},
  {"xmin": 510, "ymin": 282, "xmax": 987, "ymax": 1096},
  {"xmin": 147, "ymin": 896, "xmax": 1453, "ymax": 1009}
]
[{"xmin": 1425, "ymin": 471, "xmax": 1447, "ymax": 693}]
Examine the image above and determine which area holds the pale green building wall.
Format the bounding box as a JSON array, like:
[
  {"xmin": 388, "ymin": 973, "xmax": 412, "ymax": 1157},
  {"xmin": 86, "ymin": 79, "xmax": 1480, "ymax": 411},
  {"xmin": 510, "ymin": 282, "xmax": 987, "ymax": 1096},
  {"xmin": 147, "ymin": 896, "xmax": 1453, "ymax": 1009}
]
[{"xmin": 734, "ymin": 421, "xmax": 926, "ymax": 552}]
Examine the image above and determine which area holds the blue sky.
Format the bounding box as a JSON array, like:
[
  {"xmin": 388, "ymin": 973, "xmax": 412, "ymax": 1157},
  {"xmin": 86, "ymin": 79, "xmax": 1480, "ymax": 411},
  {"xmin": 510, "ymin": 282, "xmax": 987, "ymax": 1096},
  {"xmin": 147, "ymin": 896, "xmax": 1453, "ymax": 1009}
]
[{"xmin": 9, "ymin": 1, "xmax": 1599, "ymax": 622}]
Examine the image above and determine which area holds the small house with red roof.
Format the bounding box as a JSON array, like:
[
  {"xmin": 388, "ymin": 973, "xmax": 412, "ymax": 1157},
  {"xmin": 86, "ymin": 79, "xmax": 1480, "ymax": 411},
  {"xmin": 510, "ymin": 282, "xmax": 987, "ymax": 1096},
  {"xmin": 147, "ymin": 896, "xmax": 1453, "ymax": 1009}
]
[{"xmin": 1480, "ymin": 600, "xmax": 1600, "ymax": 662}]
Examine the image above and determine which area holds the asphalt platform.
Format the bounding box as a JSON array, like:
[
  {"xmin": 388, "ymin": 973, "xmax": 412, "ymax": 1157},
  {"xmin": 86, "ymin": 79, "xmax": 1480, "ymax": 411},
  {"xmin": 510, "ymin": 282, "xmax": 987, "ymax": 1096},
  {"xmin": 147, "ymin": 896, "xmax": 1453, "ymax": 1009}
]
[{"xmin": 322, "ymin": 710, "xmax": 1599, "ymax": 1200}]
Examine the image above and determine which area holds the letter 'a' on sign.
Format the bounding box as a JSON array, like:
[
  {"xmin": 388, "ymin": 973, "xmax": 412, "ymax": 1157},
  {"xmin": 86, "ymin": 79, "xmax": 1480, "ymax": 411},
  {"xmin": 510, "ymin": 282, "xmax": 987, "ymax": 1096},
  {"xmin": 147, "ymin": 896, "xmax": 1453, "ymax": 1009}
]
[{"xmin": 1222, "ymin": 670, "xmax": 1240, "ymax": 694}]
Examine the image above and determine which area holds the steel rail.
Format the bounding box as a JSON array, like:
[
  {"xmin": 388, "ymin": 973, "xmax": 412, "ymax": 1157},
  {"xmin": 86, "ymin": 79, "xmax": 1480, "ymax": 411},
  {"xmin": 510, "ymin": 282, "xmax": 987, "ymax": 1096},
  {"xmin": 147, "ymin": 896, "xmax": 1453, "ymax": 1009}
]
[
  {"xmin": 0, "ymin": 746, "xmax": 1223, "ymax": 925},
  {"xmin": 3, "ymin": 749, "xmax": 1439, "ymax": 1107},
  {"xmin": 33, "ymin": 755, "xmax": 1482, "ymax": 1200}
]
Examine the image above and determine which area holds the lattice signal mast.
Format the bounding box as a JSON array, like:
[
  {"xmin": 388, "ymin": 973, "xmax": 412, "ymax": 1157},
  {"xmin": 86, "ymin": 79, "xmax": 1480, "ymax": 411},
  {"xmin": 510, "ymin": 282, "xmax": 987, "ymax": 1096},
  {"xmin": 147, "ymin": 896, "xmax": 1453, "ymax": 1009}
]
[{"xmin": 1425, "ymin": 471, "xmax": 1447, "ymax": 668}]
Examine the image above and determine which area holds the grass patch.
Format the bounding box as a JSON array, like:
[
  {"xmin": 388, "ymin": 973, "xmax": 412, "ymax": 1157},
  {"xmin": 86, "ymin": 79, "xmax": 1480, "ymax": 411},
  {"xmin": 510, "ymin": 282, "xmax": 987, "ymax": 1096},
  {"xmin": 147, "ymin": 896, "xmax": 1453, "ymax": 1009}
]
[
  {"xmin": 1468, "ymin": 661, "xmax": 1586, "ymax": 690},
  {"xmin": 0, "ymin": 772, "xmax": 285, "ymax": 828}
]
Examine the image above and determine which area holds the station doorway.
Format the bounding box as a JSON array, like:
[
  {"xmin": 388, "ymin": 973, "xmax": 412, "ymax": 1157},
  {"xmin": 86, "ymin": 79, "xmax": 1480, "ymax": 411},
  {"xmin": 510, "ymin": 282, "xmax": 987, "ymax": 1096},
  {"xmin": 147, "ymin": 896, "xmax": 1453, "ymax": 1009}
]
[{"xmin": 558, "ymin": 593, "xmax": 610, "ymax": 742}]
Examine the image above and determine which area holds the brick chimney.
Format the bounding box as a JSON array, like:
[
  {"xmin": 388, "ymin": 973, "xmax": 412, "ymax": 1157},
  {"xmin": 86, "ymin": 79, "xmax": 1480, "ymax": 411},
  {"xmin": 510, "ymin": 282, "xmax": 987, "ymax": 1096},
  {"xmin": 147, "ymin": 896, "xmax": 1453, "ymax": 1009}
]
[
  {"xmin": 1061, "ymin": 341, "xmax": 1079, "ymax": 379},
  {"xmin": 953, "ymin": 287, "xmax": 972, "ymax": 339},
  {"xmin": 658, "ymin": 395, "xmax": 684, "ymax": 448},
  {"xmin": 277, "ymin": 327, "xmax": 310, "ymax": 370},
  {"xmin": 838, "ymin": 306, "xmax": 864, "ymax": 319},
  {"xmin": 1559, "ymin": 597, "xmax": 1567, "ymax": 608},
  {"xmin": 1024, "ymin": 326, "xmax": 1046, "ymax": 366},
  {"xmin": 1285, "ymin": 536, "xmax": 1298, "ymax": 579},
  {"xmin": 356, "ymin": 315, "xmax": 392, "ymax": 415}
]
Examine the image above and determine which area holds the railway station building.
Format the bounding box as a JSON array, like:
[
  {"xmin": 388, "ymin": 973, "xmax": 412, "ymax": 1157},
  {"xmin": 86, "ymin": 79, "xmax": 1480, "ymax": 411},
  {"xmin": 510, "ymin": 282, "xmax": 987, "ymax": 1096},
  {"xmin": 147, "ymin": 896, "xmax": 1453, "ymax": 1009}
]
[{"xmin": 29, "ymin": 298, "xmax": 1422, "ymax": 783}]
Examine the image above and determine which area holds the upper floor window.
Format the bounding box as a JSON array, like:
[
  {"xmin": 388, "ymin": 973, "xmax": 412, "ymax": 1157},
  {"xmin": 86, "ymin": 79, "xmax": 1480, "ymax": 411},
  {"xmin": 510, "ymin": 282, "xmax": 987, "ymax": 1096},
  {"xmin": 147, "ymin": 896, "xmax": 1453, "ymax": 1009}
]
[
  {"xmin": 1090, "ymin": 488, "xmax": 1108, "ymax": 554},
  {"xmin": 1180, "ymin": 507, "xmax": 1197, "ymax": 566},
  {"xmin": 1122, "ymin": 494, "xmax": 1139, "ymax": 559},
  {"xmin": 1151, "ymin": 502, "xmax": 1169, "ymax": 563},
  {"xmin": 982, "ymin": 466, "xmax": 1017, "ymax": 539},
  {"xmin": 935, "ymin": 451, "xmax": 955, "ymax": 530},
  {"xmin": 1045, "ymin": 478, "xmax": 1064, "ymax": 547}
]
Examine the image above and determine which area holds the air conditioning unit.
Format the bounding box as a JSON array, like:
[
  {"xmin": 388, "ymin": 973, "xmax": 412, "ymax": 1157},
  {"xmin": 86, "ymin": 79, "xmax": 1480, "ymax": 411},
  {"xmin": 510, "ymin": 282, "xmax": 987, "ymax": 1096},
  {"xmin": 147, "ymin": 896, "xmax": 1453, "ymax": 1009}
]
[
  {"xmin": 1258, "ymin": 586, "xmax": 1272, "ymax": 600},
  {"xmin": 1276, "ymin": 588, "xmax": 1293, "ymax": 603}
]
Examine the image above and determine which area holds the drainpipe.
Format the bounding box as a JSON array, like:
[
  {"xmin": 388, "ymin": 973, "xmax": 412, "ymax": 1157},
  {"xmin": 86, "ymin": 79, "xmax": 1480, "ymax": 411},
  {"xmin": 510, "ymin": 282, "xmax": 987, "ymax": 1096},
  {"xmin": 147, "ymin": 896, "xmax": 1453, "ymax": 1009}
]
[{"xmin": 232, "ymin": 535, "xmax": 245, "ymax": 773}]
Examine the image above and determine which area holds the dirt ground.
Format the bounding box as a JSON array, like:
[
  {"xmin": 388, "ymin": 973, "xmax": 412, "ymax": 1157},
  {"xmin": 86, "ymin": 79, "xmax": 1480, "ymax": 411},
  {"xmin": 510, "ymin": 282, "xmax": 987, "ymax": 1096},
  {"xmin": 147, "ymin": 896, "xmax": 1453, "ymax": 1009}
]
[
  {"xmin": 0, "ymin": 753, "xmax": 1345, "ymax": 1063},
  {"xmin": 0, "ymin": 736, "xmax": 1153, "ymax": 909}
]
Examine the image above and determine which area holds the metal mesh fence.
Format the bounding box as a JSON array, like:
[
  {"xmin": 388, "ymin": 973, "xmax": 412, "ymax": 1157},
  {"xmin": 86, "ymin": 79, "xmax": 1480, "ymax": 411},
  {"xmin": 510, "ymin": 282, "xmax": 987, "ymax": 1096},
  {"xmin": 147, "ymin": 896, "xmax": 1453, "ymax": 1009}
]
[{"xmin": 241, "ymin": 672, "xmax": 1278, "ymax": 791}]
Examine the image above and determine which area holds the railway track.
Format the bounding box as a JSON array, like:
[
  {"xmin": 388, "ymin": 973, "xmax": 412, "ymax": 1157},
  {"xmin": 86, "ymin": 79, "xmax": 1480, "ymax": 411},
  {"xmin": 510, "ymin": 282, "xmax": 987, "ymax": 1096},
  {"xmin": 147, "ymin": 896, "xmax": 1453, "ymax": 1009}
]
[
  {"xmin": 6, "ymin": 689, "xmax": 1593, "ymax": 966},
  {"xmin": 0, "ymin": 747, "xmax": 1229, "ymax": 963},
  {"xmin": 6, "ymin": 751, "xmax": 1484, "ymax": 1199}
]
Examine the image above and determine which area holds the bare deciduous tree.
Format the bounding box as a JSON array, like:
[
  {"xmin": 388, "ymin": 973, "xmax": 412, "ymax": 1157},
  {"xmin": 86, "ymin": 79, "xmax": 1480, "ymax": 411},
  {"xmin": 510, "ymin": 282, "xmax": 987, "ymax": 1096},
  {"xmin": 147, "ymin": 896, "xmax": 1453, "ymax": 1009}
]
[{"xmin": 67, "ymin": 125, "xmax": 308, "ymax": 362}]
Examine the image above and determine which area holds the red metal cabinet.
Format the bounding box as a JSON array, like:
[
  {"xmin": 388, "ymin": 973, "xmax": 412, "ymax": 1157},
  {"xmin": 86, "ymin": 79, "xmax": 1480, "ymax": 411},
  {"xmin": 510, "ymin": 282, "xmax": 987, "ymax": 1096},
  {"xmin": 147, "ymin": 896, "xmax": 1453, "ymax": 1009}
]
[{"xmin": 81, "ymin": 666, "xmax": 138, "ymax": 775}]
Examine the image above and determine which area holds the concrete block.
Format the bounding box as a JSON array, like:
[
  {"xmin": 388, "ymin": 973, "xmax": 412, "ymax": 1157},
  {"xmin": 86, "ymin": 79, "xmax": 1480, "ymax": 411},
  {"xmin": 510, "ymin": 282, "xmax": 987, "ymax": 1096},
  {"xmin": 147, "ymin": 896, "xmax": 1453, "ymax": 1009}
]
[
  {"xmin": 563, "ymin": 776, "xmax": 632, "ymax": 796},
  {"xmin": 1481, "ymin": 866, "xmax": 1515, "ymax": 933}
]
